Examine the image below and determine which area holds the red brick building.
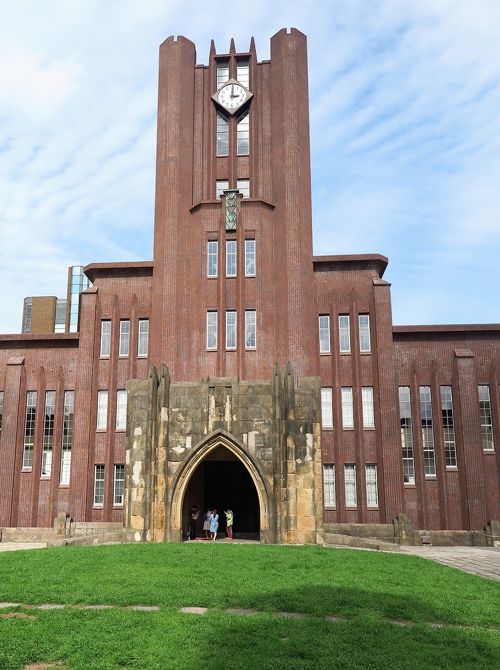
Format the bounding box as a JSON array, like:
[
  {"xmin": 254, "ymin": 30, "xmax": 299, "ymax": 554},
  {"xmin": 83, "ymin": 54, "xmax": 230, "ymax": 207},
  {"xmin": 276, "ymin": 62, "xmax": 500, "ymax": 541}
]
[{"xmin": 1, "ymin": 29, "xmax": 499, "ymax": 544}]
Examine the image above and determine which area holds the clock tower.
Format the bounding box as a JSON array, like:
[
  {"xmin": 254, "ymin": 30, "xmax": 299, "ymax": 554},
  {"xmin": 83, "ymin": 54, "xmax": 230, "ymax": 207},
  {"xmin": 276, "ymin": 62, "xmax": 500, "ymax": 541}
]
[{"xmin": 150, "ymin": 29, "xmax": 318, "ymax": 381}]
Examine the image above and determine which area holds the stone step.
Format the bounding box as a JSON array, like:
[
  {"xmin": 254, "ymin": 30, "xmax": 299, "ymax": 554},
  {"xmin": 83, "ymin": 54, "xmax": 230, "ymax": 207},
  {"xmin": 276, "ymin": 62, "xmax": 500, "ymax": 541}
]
[
  {"xmin": 324, "ymin": 532, "xmax": 399, "ymax": 552},
  {"xmin": 323, "ymin": 523, "xmax": 395, "ymax": 543}
]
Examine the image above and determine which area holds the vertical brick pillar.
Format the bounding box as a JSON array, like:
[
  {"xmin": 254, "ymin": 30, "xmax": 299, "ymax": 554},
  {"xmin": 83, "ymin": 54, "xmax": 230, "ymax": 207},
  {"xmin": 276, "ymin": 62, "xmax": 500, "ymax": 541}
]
[
  {"xmin": 454, "ymin": 349, "xmax": 487, "ymax": 529},
  {"xmin": 0, "ymin": 357, "xmax": 25, "ymax": 526}
]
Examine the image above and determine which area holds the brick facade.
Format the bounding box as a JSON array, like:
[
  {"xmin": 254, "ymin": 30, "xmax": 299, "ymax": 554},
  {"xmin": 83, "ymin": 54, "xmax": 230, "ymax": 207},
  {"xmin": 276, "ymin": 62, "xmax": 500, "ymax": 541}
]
[{"xmin": 0, "ymin": 29, "xmax": 498, "ymax": 543}]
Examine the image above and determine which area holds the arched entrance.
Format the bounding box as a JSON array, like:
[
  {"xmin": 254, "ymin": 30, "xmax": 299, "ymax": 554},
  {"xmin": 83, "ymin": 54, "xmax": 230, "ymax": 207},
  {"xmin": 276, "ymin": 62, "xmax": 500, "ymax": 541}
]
[
  {"xmin": 169, "ymin": 431, "xmax": 272, "ymax": 542},
  {"xmin": 183, "ymin": 445, "xmax": 260, "ymax": 539}
]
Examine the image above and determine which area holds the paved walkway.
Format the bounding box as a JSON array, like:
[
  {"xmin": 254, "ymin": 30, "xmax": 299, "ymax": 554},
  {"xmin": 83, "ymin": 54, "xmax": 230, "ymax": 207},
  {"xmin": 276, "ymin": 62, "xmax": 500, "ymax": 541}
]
[
  {"xmin": 0, "ymin": 542, "xmax": 47, "ymax": 553},
  {"xmin": 400, "ymin": 546, "xmax": 500, "ymax": 581}
]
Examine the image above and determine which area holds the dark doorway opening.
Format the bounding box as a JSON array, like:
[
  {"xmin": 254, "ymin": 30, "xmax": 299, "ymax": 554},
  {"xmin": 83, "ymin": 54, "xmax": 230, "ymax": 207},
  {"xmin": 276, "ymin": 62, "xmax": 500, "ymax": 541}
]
[{"xmin": 183, "ymin": 446, "xmax": 260, "ymax": 540}]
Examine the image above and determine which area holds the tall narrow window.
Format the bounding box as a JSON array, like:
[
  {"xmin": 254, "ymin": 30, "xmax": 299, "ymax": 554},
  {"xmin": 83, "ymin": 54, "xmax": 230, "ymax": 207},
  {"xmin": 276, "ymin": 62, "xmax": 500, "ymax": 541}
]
[
  {"xmin": 216, "ymin": 180, "xmax": 229, "ymax": 199},
  {"xmin": 23, "ymin": 391, "xmax": 37, "ymax": 468},
  {"xmin": 116, "ymin": 390, "xmax": 127, "ymax": 431},
  {"xmin": 323, "ymin": 464, "xmax": 336, "ymax": 508},
  {"xmin": 341, "ymin": 387, "xmax": 354, "ymax": 429},
  {"xmin": 94, "ymin": 464, "xmax": 105, "ymax": 507},
  {"xmin": 321, "ymin": 388, "xmax": 333, "ymax": 429},
  {"xmin": 119, "ymin": 320, "xmax": 130, "ymax": 357},
  {"xmin": 237, "ymin": 112, "xmax": 249, "ymax": 155},
  {"xmin": 100, "ymin": 320, "xmax": 111, "ymax": 358},
  {"xmin": 217, "ymin": 61, "xmax": 229, "ymax": 88},
  {"xmin": 138, "ymin": 319, "xmax": 149, "ymax": 358},
  {"xmin": 207, "ymin": 311, "xmax": 218, "ymax": 350},
  {"xmin": 237, "ymin": 179, "xmax": 250, "ymax": 198},
  {"xmin": 216, "ymin": 113, "xmax": 229, "ymax": 157},
  {"xmin": 245, "ymin": 310, "xmax": 256, "ymax": 349},
  {"xmin": 114, "ymin": 464, "xmax": 125, "ymax": 506},
  {"xmin": 41, "ymin": 390, "xmax": 56, "ymax": 477},
  {"xmin": 361, "ymin": 387, "xmax": 375, "ymax": 429},
  {"xmin": 478, "ymin": 385, "xmax": 494, "ymax": 451},
  {"xmin": 338, "ymin": 315, "xmax": 351, "ymax": 354},
  {"xmin": 358, "ymin": 314, "xmax": 371, "ymax": 353},
  {"xmin": 0, "ymin": 391, "xmax": 4, "ymax": 437},
  {"xmin": 399, "ymin": 386, "xmax": 415, "ymax": 484},
  {"xmin": 96, "ymin": 390, "xmax": 108, "ymax": 431},
  {"xmin": 319, "ymin": 315, "xmax": 330, "ymax": 354},
  {"xmin": 207, "ymin": 240, "xmax": 218, "ymax": 278},
  {"xmin": 60, "ymin": 391, "xmax": 74, "ymax": 485},
  {"xmin": 226, "ymin": 310, "xmax": 237, "ymax": 350},
  {"xmin": 440, "ymin": 386, "xmax": 457, "ymax": 467},
  {"xmin": 245, "ymin": 239, "xmax": 256, "ymax": 277},
  {"xmin": 236, "ymin": 60, "xmax": 249, "ymax": 88},
  {"xmin": 226, "ymin": 240, "xmax": 237, "ymax": 277},
  {"xmin": 365, "ymin": 464, "xmax": 379, "ymax": 508},
  {"xmin": 344, "ymin": 464, "xmax": 357, "ymax": 507},
  {"xmin": 420, "ymin": 386, "xmax": 436, "ymax": 476}
]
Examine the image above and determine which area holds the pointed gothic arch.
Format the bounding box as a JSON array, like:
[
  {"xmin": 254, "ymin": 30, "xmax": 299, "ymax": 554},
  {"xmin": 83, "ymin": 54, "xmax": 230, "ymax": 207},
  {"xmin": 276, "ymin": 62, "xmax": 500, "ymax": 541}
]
[{"xmin": 168, "ymin": 429, "xmax": 274, "ymax": 542}]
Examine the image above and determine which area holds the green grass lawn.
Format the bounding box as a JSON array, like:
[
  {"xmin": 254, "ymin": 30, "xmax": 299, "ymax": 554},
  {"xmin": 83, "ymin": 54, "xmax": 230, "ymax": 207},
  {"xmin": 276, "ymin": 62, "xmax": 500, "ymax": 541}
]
[{"xmin": 0, "ymin": 543, "xmax": 499, "ymax": 669}]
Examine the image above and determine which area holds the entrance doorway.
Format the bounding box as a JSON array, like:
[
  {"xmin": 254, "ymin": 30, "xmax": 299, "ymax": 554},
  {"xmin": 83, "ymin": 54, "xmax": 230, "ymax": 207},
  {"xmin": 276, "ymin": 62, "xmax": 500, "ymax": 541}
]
[{"xmin": 182, "ymin": 445, "xmax": 260, "ymax": 540}]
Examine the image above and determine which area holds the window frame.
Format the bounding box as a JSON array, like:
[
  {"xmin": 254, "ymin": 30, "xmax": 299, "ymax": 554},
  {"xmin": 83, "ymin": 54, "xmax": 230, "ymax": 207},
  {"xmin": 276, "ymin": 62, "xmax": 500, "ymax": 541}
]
[
  {"xmin": 118, "ymin": 319, "xmax": 130, "ymax": 358},
  {"xmin": 341, "ymin": 387, "xmax": 354, "ymax": 429},
  {"xmin": 59, "ymin": 390, "xmax": 74, "ymax": 486},
  {"xmin": 319, "ymin": 315, "xmax": 331, "ymax": 354},
  {"xmin": 22, "ymin": 391, "xmax": 37, "ymax": 469},
  {"xmin": 137, "ymin": 319, "xmax": 149, "ymax": 358},
  {"xmin": 441, "ymin": 385, "xmax": 457, "ymax": 468},
  {"xmin": 93, "ymin": 464, "xmax": 105, "ymax": 507},
  {"xmin": 478, "ymin": 384, "xmax": 495, "ymax": 451},
  {"xmin": 226, "ymin": 310, "xmax": 237, "ymax": 350},
  {"xmin": 338, "ymin": 315, "xmax": 351, "ymax": 354},
  {"xmin": 113, "ymin": 464, "xmax": 125, "ymax": 507},
  {"xmin": 323, "ymin": 464, "xmax": 336, "ymax": 508},
  {"xmin": 244, "ymin": 239, "xmax": 256, "ymax": 277},
  {"xmin": 96, "ymin": 390, "xmax": 109, "ymax": 431},
  {"xmin": 365, "ymin": 464, "xmax": 379, "ymax": 508},
  {"xmin": 216, "ymin": 113, "xmax": 229, "ymax": 157},
  {"xmin": 207, "ymin": 240, "xmax": 218, "ymax": 278},
  {"xmin": 399, "ymin": 386, "xmax": 415, "ymax": 484},
  {"xmin": 358, "ymin": 314, "xmax": 371, "ymax": 353},
  {"xmin": 321, "ymin": 387, "xmax": 333, "ymax": 430},
  {"xmin": 237, "ymin": 111, "xmax": 249, "ymax": 156},
  {"xmin": 206, "ymin": 311, "xmax": 218, "ymax": 351},
  {"xmin": 100, "ymin": 320, "xmax": 112, "ymax": 358},
  {"xmin": 344, "ymin": 464, "xmax": 357, "ymax": 508},
  {"xmin": 115, "ymin": 390, "xmax": 127, "ymax": 431},
  {"xmin": 226, "ymin": 239, "xmax": 237, "ymax": 278},
  {"xmin": 361, "ymin": 386, "xmax": 375, "ymax": 429},
  {"xmin": 245, "ymin": 309, "xmax": 256, "ymax": 350}
]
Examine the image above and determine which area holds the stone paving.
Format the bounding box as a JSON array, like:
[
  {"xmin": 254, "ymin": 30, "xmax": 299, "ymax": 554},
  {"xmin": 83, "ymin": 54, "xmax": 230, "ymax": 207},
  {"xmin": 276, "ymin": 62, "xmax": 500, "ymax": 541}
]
[
  {"xmin": 0, "ymin": 542, "xmax": 47, "ymax": 552},
  {"xmin": 400, "ymin": 546, "xmax": 500, "ymax": 581},
  {"xmin": 1, "ymin": 601, "xmax": 498, "ymax": 634}
]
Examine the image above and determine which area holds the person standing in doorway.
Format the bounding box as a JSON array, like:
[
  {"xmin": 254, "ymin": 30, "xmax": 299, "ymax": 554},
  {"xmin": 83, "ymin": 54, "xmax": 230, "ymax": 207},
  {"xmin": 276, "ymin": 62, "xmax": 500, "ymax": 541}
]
[
  {"xmin": 203, "ymin": 509, "xmax": 211, "ymax": 539},
  {"xmin": 210, "ymin": 509, "xmax": 219, "ymax": 541},
  {"xmin": 189, "ymin": 505, "xmax": 199, "ymax": 541},
  {"xmin": 225, "ymin": 509, "xmax": 234, "ymax": 540}
]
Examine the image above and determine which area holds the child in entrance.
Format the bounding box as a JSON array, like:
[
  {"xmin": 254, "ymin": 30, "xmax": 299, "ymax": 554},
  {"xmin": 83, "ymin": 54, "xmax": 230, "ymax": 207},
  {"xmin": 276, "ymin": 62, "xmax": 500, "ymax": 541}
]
[
  {"xmin": 209, "ymin": 509, "xmax": 219, "ymax": 541},
  {"xmin": 224, "ymin": 508, "xmax": 234, "ymax": 539}
]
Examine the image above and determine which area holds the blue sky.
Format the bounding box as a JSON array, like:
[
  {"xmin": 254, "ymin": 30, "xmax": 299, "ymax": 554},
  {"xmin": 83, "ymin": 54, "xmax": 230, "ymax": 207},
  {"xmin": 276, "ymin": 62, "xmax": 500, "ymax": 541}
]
[{"xmin": 1, "ymin": 0, "xmax": 499, "ymax": 333}]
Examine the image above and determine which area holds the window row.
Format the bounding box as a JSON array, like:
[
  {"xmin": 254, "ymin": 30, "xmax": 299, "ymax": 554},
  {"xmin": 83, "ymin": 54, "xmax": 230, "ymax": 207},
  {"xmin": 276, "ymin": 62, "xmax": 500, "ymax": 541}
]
[
  {"xmin": 97, "ymin": 389, "xmax": 128, "ymax": 431},
  {"xmin": 216, "ymin": 179, "xmax": 250, "ymax": 199},
  {"xmin": 321, "ymin": 386, "xmax": 374, "ymax": 430},
  {"xmin": 100, "ymin": 318, "xmax": 149, "ymax": 359},
  {"xmin": 319, "ymin": 314, "xmax": 371, "ymax": 355},
  {"xmin": 207, "ymin": 239, "xmax": 256, "ymax": 278},
  {"xmin": 217, "ymin": 60, "xmax": 249, "ymax": 89},
  {"xmin": 93, "ymin": 464, "xmax": 125, "ymax": 507},
  {"xmin": 217, "ymin": 111, "xmax": 249, "ymax": 156},
  {"xmin": 21, "ymin": 390, "xmax": 74, "ymax": 485},
  {"xmin": 398, "ymin": 384, "xmax": 484, "ymax": 484},
  {"xmin": 323, "ymin": 464, "xmax": 378, "ymax": 509},
  {"xmin": 206, "ymin": 309, "xmax": 256, "ymax": 351}
]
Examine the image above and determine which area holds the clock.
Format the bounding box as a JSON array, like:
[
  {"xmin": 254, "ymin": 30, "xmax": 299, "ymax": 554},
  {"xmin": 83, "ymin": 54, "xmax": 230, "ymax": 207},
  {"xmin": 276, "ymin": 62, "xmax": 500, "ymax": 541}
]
[{"xmin": 212, "ymin": 78, "xmax": 253, "ymax": 115}]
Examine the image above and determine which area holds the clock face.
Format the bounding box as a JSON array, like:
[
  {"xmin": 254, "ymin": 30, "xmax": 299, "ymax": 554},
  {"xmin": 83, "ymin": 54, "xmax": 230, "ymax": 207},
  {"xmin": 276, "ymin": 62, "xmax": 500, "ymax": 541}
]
[
  {"xmin": 213, "ymin": 79, "xmax": 252, "ymax": 114},
  {"xmin": 218, "ymin": 83, "xmax": 247, "ymax": 110}
]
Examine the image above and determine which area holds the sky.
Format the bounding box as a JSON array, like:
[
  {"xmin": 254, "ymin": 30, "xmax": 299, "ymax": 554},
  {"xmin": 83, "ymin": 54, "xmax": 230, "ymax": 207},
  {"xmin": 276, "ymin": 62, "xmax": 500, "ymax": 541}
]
[{"xmin": 1, "ymin": 0, "xmax": 499, "ymax": 333}]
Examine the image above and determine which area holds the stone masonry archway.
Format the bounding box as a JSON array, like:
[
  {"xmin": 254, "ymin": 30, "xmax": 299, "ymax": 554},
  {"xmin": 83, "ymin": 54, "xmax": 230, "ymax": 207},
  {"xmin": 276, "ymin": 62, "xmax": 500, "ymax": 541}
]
[{"xmin": 168, "ymin": 430, "xmax": 273, "ymax": 542}]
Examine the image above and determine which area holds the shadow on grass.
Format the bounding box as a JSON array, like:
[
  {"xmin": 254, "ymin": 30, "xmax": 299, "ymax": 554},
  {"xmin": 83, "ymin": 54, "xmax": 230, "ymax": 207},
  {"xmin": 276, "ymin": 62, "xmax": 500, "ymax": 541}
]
[{"xmin": 0, "ymin": 585, "xmax": 499, "ymax": 670}]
